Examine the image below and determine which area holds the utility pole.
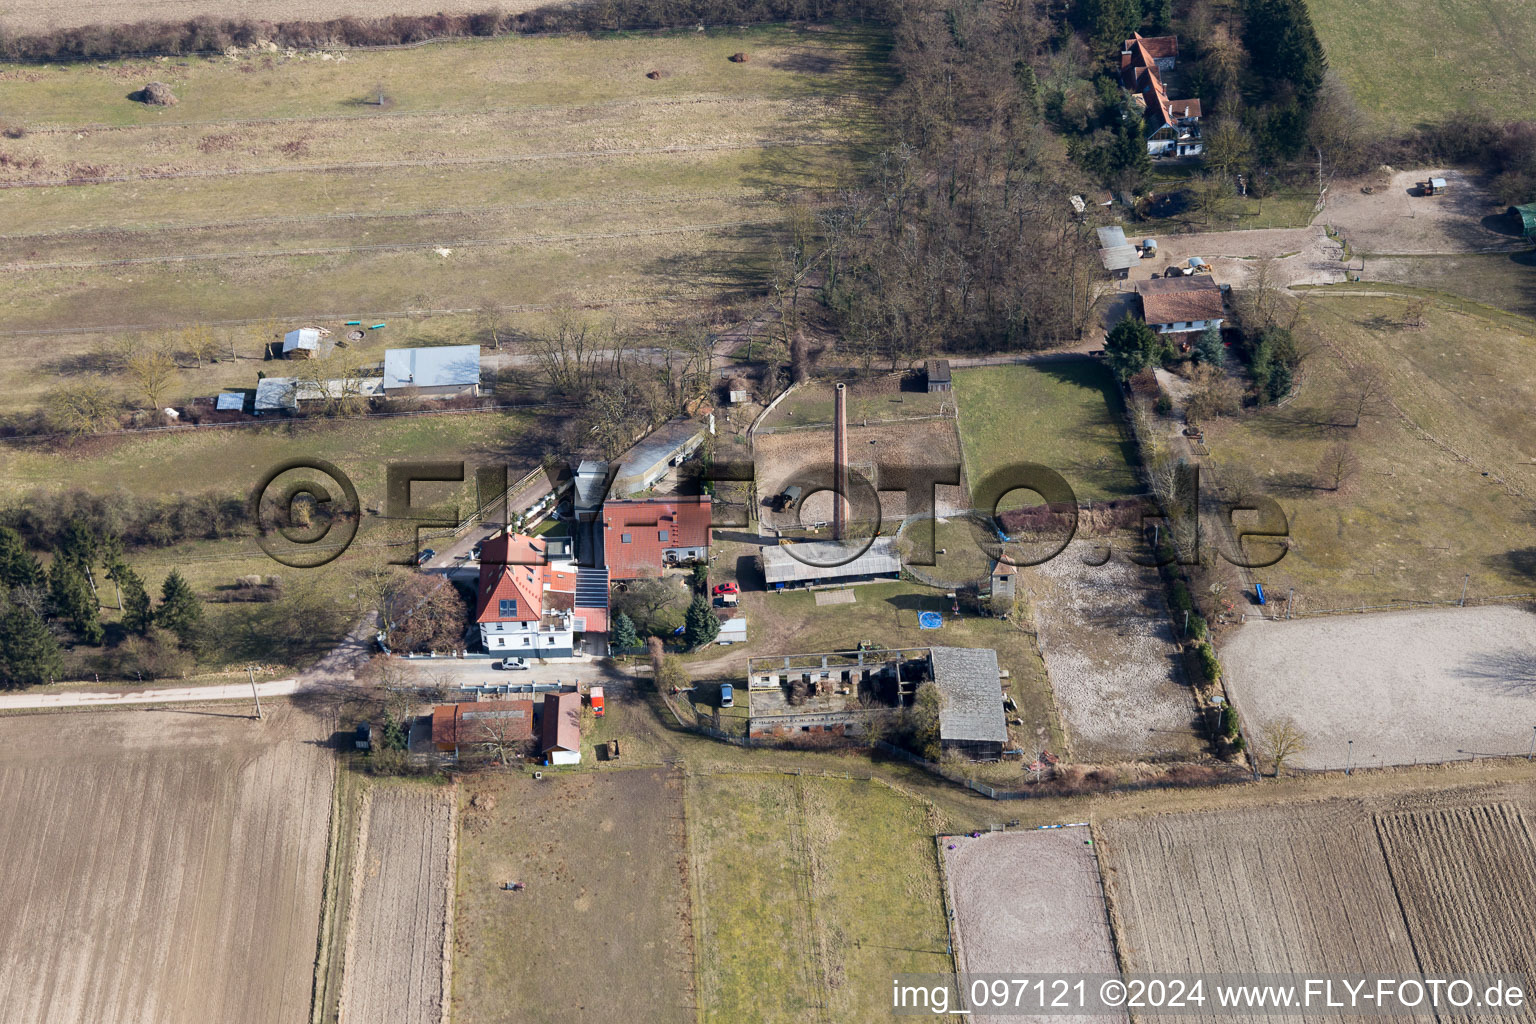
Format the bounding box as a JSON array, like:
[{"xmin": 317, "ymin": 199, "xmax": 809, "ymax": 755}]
[
  {"xmin": 1460, "ymin": 574, "xmax": 1469, "ymax": 607},
  {"xmin": 1345, "ymin": 738, "xmax": 1354, "ymax": 776},
  {"xmin": 248, "ymin": 665, "xmax": 264, "ymax": 721},
  {"xmin": 1287, "ymin": 587, "xmax": 1295, "ymax": 620},
  {"xmin": 1528, "ymin": 726, "xmax": 1534, "ymax": 762}
]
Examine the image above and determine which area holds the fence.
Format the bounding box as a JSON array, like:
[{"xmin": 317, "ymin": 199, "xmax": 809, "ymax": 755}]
[{"xmin": 1255, "ymin": 591, "xmax": 1536, "ymax": 621}]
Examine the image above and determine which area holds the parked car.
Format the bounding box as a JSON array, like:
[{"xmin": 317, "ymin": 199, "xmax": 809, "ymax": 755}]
[
  {"xmin": 492, "ymin": 658, "xmax": 529, "ymax": 671},
  {"xmin": 712, "ymin": 582, "xmax": 740, "ymax": 596},
  {"xmin": 471, "ymin": 542, "xmax": 483, "ymax": 560},
  {"xmin": 719, "ymin": 683, "xmax": 735, "ymax": 708},
  {"xmin": 415, "ymin": 548, "xmax": 436, "ymax": 566}
]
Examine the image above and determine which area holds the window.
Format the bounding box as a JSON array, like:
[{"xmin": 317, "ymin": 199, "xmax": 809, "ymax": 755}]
[
  {"xmin": 498, "ymin": 598, "xmax": 517, "ymax": 617},
  {"xmin": 658, "ymin": 530, "xmax": 669, "ymax": 542},
  {"xmin": 547, "ymin": 635, "xmax": 556, "ymax": 644},
  {"xmin": 621, "ymin": 533, "xmax": 632, "ymax": 544},
  {"xmin": 522, "ymin": 636, "xmax": 532, "ymax": 646},
  {"xmin": 496, "ymin": 637, "xmax": 505, "ymax": 647}
]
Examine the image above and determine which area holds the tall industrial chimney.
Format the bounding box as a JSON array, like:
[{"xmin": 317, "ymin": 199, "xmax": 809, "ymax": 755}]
[{"xmin": 833, "ymin": 382, "xmax": 849, "ymax": 541}]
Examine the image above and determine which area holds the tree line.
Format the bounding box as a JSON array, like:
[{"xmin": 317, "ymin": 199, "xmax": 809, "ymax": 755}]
[
  {"xmin": 0, "ymin": 521, "xmax": 204, "ymax": 688},
  {"xmin": 2, "ymin": 488, "xmax": 251, "ymax": 551}
]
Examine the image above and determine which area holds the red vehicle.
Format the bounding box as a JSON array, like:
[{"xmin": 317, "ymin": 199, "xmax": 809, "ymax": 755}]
[
  {"xmin": 712, "ymin": 582, "xmax": 739, "ymax": 596},
  {"xmin": 589, "ymin": 686, "xmax": 605, "ymax": 717}
]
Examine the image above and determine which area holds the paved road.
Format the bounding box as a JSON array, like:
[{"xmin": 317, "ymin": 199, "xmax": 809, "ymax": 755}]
[{"xmin": 0, "ymin": 677, "xmax": 302, "ymax": 711}]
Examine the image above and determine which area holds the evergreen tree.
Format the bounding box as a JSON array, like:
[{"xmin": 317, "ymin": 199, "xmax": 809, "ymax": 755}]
[
  {"xmin": 0, "ymin": 604, "xmax": 63, "ymax": 688},
  {"xmin": 113, "ymin": 563, "xmax": 153, "ymax": 636},
  {"xmin": 683, "ymin": 595, "xmax": 720, "ymax": 650},
  {"xmin": 49, "ymin": 558, "xmax": 102, "ymax": 645},
  {"xmin": 1195, "ymin": 324, "xmax": 1227, "ymax": 368},
  {"xmin": 0, "ymin": 527, "xmax": 43, "ymax": 590},
  {"xmin": 1104, "ymin": 314, "xmax": 1168, "ymax": 381},
  {"xmin": 156, "ymin": 570, "xmax": 203, "ymax": 647},
  {"xmin": 1242, "ymin": 0, "xmax": 1327, "ymax": 106},
  {"xmin": 609, "ymin": 612, "xmax": 640, "ymax": 652},
  {"xmin": 1142, "ymin": 0, "xmax": 1171, "ymax": 32},
  {"xmin": 1265, "ymin": 360, "xmax": 1295, "ymax": 403}
]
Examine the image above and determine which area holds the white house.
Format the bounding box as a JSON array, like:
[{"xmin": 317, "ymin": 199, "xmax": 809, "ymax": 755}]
[
  {"xmin": 1135, "ymin": 277, "xmax": 1226, "ymax": 335},
  {"xmin": 475, "ymin": 533, "xmax": 578, "ymax": 660}
]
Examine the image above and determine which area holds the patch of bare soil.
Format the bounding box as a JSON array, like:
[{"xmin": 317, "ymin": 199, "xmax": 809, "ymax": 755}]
[
  {"xmin": 0, "ymin": 706, "xmax": 334, "ymax": 1024},
  {"xmin": 338, "ymin": 784, "xmax": 456, "ymax": 1024}
]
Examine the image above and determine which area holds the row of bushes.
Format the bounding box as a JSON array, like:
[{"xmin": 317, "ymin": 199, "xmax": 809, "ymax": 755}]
[
  {"xmin": 0, "ymin": 0, "xmax": 893, "ymax": 62},
  {"xmin": 2, "ymin": 487, "xmax": 251, "ymax": 551}
]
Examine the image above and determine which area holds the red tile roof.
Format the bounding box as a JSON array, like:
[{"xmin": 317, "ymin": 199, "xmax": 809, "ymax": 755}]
[
  {"xmin": 1127, "ymin": 33, "xmax": 1178, "ymax": 60},
  {"xmin": 541, "ymin": 691, "xmax": 581, "ymax": 753},
  {"xmin": 600, "ymin": 496, "xmax": 712, "ymax": 580},
  {"xmin": 1138, "ymin": 282, "xmax": 1224, "ymax": 326},
  {"xmin": 474, "ymin": 532, "xmax": 575, "ymax": 624},
  {"xmin": 432, "ymin": 699, "xmax": 534, "ymax": 748},
  {"xmin": 1119, "ymin": 33, "xmax": 1196, "ymax": 131}
]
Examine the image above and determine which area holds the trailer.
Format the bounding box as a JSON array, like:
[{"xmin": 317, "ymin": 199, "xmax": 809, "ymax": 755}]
[{"xmin": 589, "ymin": 685, "xmax": 605, "ymax": 717}]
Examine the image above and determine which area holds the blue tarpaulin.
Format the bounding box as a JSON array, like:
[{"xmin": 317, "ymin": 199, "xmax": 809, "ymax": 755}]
[{"xmin": 1255, "ymin": 583, "xmax": 1266, "ymax": 605}]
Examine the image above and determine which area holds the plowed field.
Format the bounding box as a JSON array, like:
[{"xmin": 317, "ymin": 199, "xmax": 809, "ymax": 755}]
[{"xmin": 0, "ymin": 707, "xmax": 334, "ymax": 1024}]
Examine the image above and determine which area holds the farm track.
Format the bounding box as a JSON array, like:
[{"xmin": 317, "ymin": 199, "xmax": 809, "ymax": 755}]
[
  {"xmin": 0, "ymin": 138, "xmax": 839, "ymax": 188},
  {"xmin": 1375, "ymin": 803, "xmax": 1536, "ymax": 1021},
  {"xmin": 338, "ymin": 785, "xmax": 457, "ymax": 1024},
  {"xmin": 0, "ymin": 218, "xmax": 780, "ymax": 271}
]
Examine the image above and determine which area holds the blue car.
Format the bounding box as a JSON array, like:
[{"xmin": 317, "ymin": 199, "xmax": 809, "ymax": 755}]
[{"xmin": 720, "ymin": 684, "xmax": 734, "ymax": 708}]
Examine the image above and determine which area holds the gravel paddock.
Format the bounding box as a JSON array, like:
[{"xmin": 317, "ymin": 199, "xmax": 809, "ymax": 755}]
[
  {"xmin": 942, "ymin": 829, "xmax": 1127, "ymax": 1024},
  {"xmin": 1221, "ymin": 606, "xmax": 1536, "ymax": 769}
]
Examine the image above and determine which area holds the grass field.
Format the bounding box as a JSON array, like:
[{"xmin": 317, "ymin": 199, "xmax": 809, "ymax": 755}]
[
  {"xmin": 0, "ymin": 0, "xmax": 550, "ymax": 32},
  {"xmin": 953, "ymin": 360, "xmax": 1141, "ymax": 505},
  {"xmin": 1308, "ymin": 0, "xmax": 1536, "ymax": 125},
  {"xmin": 1202, "ymin": 293, "xmax": 1536, "ymax": 609},
  {"xmin": 0, "ymin": 25, "xmax": 890, "ymax": 411},
  {"xmin": 688, "ymin": 772, "xmax": 952, "ymax": 1024},
  {"xmin": 452, "ymin": 767, "xmax": 695, "ymax": 1024}
]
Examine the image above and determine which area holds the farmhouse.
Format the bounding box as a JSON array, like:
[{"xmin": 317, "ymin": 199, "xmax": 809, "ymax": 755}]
[
  {"xmin": 925, "ymin": 359, "xmax": 952, "ymax": 393},
  {"xmin": 431, "ymin": 698, "xmax": 535, "ymax": 753},
  {"xmin": 761, "ymin": 535, "xmax": 901, "ymax": 588},
  {"xmin": 541, "ymin": 691, "xmax": 582, "ymax": 765},
  {"xmin": 1121, "ymin": 33, "xmax": 1201, "ymax": 157},
  {"xmin": 609, "ymin": 419, "xmax": 707, "ymax": 497},
  {"xmin": 601, "ymin": 496, "xmax": 711, "ymax": 580},
  {"xmin": 1135, "ymin": 275, "xmax": 1226, "ymax": 334},
  {"xmin": 382, "ymin": 344, "xmax": 481, "ymax": 399},
  {"xmin": 475, "ymin": 532, "xmax": 580, "ymax": 659}
]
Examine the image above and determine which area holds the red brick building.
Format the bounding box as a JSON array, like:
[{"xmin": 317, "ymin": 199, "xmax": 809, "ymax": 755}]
[{"xmin": 600, "ymin": 496, "xmax": 711, "ymax": 580}]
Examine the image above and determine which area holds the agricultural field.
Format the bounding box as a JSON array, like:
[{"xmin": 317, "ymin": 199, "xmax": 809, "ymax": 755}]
[
  {"xmin": 1099, "ymin": 803, "xmax": 1423, "ymax": 1000},
  {"xmin": 451, "ymin": 767, "xmax": 695, "ymax": 1024},
  {"xmin": 1222, "ymin": 607, "xmax": 1536, "ymax": 770},
  {"xmin": 688, "ymin": 772, "xmax": 952, "ymax": 1024},
  {"xmin": 1306, "ymin": 0, "xmax": 1536, "ymax": 125},
  {"xmin": 1202, "ymin": 292, "xmax": 1536, "ymax": 610},
  {"xmin": 0, "ymin": 707, "xmax": 334, "ymax": 1024},
  {"xmin": 337, "ymin": 783, "xmax": 456, "ymax": 1024},
  {"xmin": 942, "ymin": 829, "xmax": 1126, "ymax": 1024},
  {"xmin": 0, "ymin": 24, "xmax": 890, "ymax": 412},
  {"xmin": 1375, "ymin": 802, "xmax": 1536, "ymax": 992},
  {"xmin": 953, "ymin": 361, "xmax": 1141, "ymax": 505}
]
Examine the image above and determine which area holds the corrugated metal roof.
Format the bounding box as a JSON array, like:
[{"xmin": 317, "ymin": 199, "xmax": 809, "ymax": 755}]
[
  {"xmin": 611, "ymin": 420, "xmax": 706, "ymax": 495},
  {"xmin": 1511, "ymin": 204, "xmax": 1536, "ymax": 237},
  {"xmin": 762, "ymin": 535, "xmax": 900, "ymax": 584},
  {"xmin": 928, "ymin": 646, "xmax": 1007, "ymax": 743},
  {"xmin": 215, "ymin": 392, "xmax": 246, "ymax": 411},
  {"xmin": 1099, "ymin": 244, "xmax": 1140, "ymax": 271},
  {"xmin": 254, "ymin": 377, "xmax": 297, "ymax": 412},
  {"xmin": 282, "ymin": 328, "xmax": 320, "ymax": 351},
  {"xmin": 1096, "ymin": 225, "xmax": 1128, "ymax": 248},
  {"xmin": 383, "ymin": 344, "xmax": 481, "ymax": 389},
  {"xmin": 294, "ymin": 377, "xmax": 383, "ymax": 402}
]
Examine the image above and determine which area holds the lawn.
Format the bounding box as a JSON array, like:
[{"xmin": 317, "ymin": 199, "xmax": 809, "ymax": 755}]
[
  {"xmin": 687, "ymin": 772, "xmax": 952, "ymax": 1024},
  {"xmin": 953, "ymin": 359, "xmax": 1141, "ymax": 504},
  {"xmin": 1200, "ymin": 293, "xmax": 1536, "ymax": 611},
  {"xmin": 1307, "ymin": 0, "xmax": 1536, "ymax": 125},
  {"xmin": 0, "ymin": 24, "xmax": 891, "ymax": 411}
]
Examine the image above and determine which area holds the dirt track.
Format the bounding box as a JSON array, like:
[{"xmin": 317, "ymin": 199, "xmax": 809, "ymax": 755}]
[
  {"xmin": 0, "ymin": 707, "xmax": 333, "ymax": 1024},
  {"xmin": 943, "ymin": 829, "xmax": 1126, "ymax": 1024},
  {"xmin": 1221, "ymin": 606, "xmax": 1536, "ymax": 770},
  {"xmin": 339, "ymin": 784, "xmax": 456, "ymax": 1024}
]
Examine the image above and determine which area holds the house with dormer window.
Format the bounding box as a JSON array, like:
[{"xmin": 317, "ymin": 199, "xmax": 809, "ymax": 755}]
[
  {"xmin": 1121, "ymin": 33, "xmax": 1202, "ymax": 157},
  {"xmin": 475, "ymin": 532, "xmax": 579, "ymax": 659}
]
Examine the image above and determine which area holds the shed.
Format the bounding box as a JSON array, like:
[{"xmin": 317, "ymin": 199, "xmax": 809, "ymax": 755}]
[
  {"xmin": 215, "ymin": 392, "xmax": 246, "ymax": 412},
  {"xmin": 1096, "ymin": 227, "xmax": 1138, "ymax": 278},
  {"xmin": 541, "ymin": 691, "xmax": 581, "ymax": 765},
  {"xmin": 925, "ymin": 358, "xmax": 952, "ymax": 393},
  {"xmin": 1509, "ymin": 204, "xmax": 1536, "ymax": 238},
  {"xmin": 253, "ymin": 377, "xmax": 298, "ymax": 414},
  {"xmin": 574, "ymin": 460, "xmax": 611, "ymax": 519},
  {"xmin": 717, "ymin": 616, "xmax": 747, "ymax": 645},
  {"xmin": 281, "ymin": 328, "xmax": 333, "ymax": 360},
  {"xmin": 382, "ymin": 344, "xmax": 481, "ymax": 398},
  {"xmin": 762, "ymin": 536, "xmax": 900, "ymax": 588},
  {"xmin": 928, "ymin": 645, "xmax": 1007, "ymax": 760}
]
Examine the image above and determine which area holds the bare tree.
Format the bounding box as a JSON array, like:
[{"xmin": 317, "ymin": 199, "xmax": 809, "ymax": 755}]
[
  {"xmin": 529, "ymin": 309, "xmax": 622, "ymax": 397},
  {"xmin": 1314, "ymin": 441, "xmax": 1360, "ymax": 491},
  {"xmin": 180, "ymin": 325, "xmax": 219, "ymax": 369},
  {"xmin": 124, "ymin": 344, "xmax": 178, "ymax": 410},
  {"xmin": 1402, "ymin": 299, "xmax": 1428, "ymax": 330},
  {"xmin": 1260, "ymin": 717, "xmax": 1308, "ymax": 776},
  {"xmin": 1188, "ymin": 172, "xmax": 1237, "ymax": 227},
  {"xmin": 47, "ymin": 378, "xmax": 123, "ymax": 436},
  {"xmin": 1235, "ymin": 255, "xmax": 1284, "ymax": 331},
  {"xmin": 1335, "ymin": 366, "xmax": 1388, "ymax": 427},
  {"xmin": 478, "ymin": 302, "xmax": 506, "ymax": 350},
  {"xmin": 1203, "ymin": 118, "xmax": 1253, "ymax": 179},
  {"xmin": 474, "ymin": 713, "xmax": 530, "ymax": 767}
]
